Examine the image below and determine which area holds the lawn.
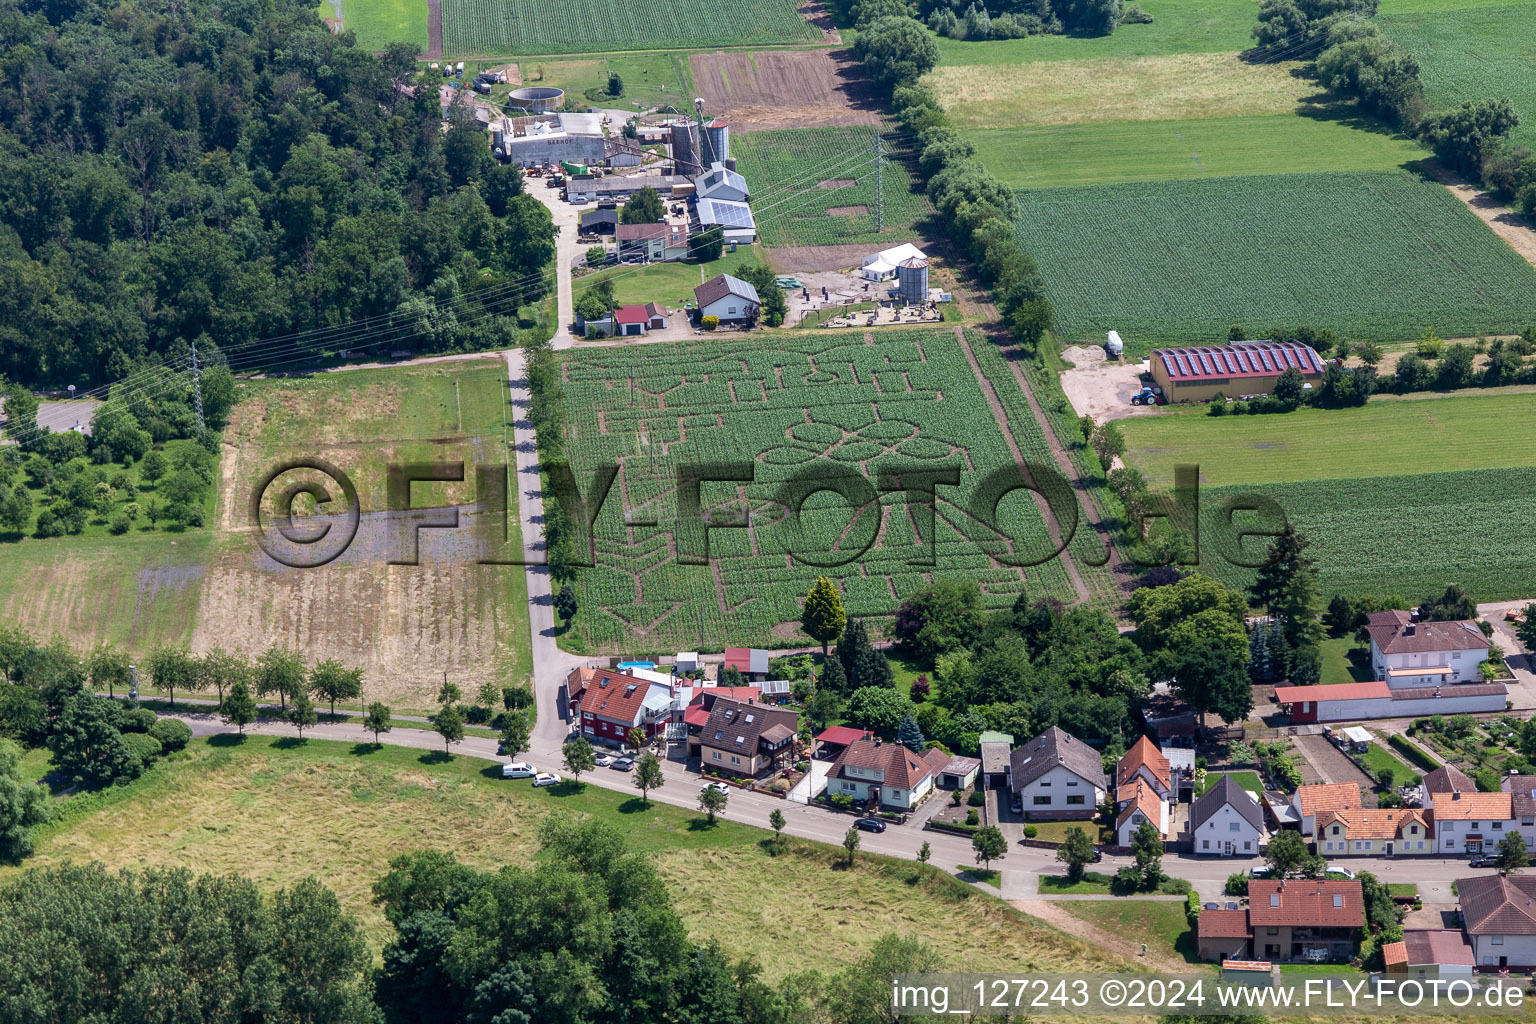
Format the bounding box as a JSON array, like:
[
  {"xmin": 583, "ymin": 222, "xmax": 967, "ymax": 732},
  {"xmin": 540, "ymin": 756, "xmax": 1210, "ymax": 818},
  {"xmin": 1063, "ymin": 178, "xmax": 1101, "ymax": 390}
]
[
  {"xmin": 1356, "ymin": 732, "xmax": 1422, "ymax": 786},
  {"xmin": 439, "ymin": 0, "xmax": 821, "ymax": 57},
  {"xmin": 1057, "ymin": 900, "xmax": 1205, "ymax": 965},
  {"xmin": 1026, "ymin": 819, "xmax": 1106, "ymax": 844},
  {"xmin": 1198, "ymin": 466, "xmax": 1536, "ymax": 603},
  {"xmin": 1014, "ymin": 171, "xmax": 1536, "ymax": 348},
  {"xmin": 10, "ymin": 735, "xmax": 1141, "ymax": 978},
  {"xmin": 578, "ymin": 248, "xmax": 767, "ymax": 312},
  {"xmin": 1118, "ymin": 392, "xmax": 1536, "ymax": 488},
  {"xmin": 514, "ymin": 52, "xmax": 694, "ymax": 112},
  {"xmin": 1381, "ymin": 3, "xmax": 1536, "ymax": 148},
  {"xmin": 1319, "ymin": 637, "xmax": 1374, "ymax": 686},
  {"xmin": 1197, "ymin": 770, "xmax": 1263, "ymax": 795},
  {"xmin": 558, "ymin": 329, "xmax": 1076, "ymax": 651},
  {"xmin": 963, "ymin": 114, "xmax": 1424, "ymax": 189},
  {"xmin": 1039, "ymin": 871, "xmax": 1114, "ymax": 894},
  {"xmin": 319, "ymin": 0, "xmax": 425, "ymax": 51},
  {"xmin": 730, "ymin": 126, "xmax": 934, "ymax": 249},
  {"xmin": 933, "ymin": 0, "xmax": 1258, "ymax": 63}
]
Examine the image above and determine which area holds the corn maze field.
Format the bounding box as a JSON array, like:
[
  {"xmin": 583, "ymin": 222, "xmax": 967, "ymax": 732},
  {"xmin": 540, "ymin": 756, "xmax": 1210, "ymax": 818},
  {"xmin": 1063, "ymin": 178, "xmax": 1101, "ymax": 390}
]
[
  {"xmin": 1013, "ymin": 171, "xmax": 1536, "ymax": 353},
  {"xmin": 732, "ymin": 127, "xmax": 934, "ymax": 249},
  {"xmin": 558, "ymin": 329, "xmax": 1082, "ymax": 651},
  {"xmin": 440, "ymin": 0, "xmax": 821, "ymax": 56},
  {"xmin": 1198, "ymin": 467, "xmax": 1536, "ymax": 603}
]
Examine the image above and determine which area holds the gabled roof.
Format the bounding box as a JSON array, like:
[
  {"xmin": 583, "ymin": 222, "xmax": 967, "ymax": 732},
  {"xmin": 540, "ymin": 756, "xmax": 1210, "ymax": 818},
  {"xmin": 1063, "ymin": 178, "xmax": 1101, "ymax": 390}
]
[
  {"xmin": 1401, "ymin": 929, "xmax": 1475, "ymax": 967},
  {"xmin": 1248, "ymin": 880, "xmax": 1364, "ymax": 928},
  {"xmin": 1424, "ymin": 764, "xmax": 1476, "ymax": 795},
  {"xmin": 695, "ymin": 273, "xmax": 760, "ymax": 308},
  {"xmin": 1365, "ymin": 610, "xmax": 1489, "ymax": 655},
  {"xmin": 1295, "ymin": 782, "xmax": 1363, "ymax": 819},
  {"xmin": 1315, "ymin": 807, "xmax": 1428, "ymax": 840},
  {"xmin": 1506, "ymin": 774, "xmax": 1536, "ymax": 817},
  {"xmin": 1117, "ymin": 736, "xmax": 1170, "ymax": 790},
  {"xmin": 1199, "ymin": 908, "xmax": 1250, "ymax": 939},
  {"xmin": 578, "ymin": 672, "xmax": 666, "ymax": 726},
  {"xmin": 580, "ymin": 208, "xmax": 619, "ymax": 226},
  {"xmin": 699, "ymin": 696, "xmax": 797, "ymax": 757},
  {"xmin": 1009, "ymin": 726, "xmax": 1107, "ymax": 791},
  {"xmin": 1428, "ymin": 791, "xmax": 1511, "ymax": 820},
  {"xmin": 830, "ymin": 737, "xmax": 933, "ymax": 791},
  {"xmin": 1274, "ymin": 681, "xmax": 1391, "ymax": 703},
  {"xmin": 695, "ymin": 197, "xmax": 755, "ymax": 230},
  {"xmin": 1116, "ymin": 778, "xmax": 1164, "ymax": 832},
  {"xmin": 1457, "ymin": 874, "xmax": 1536, "ymax": 935},
  {"xmin": 614, "ymin": 304, "xmax": 650, "ymax": 324},
  {"xmin": 1152, "ymin": 341, "xmax": 1325, "ymax": 382},
  {"xmin": 1191, "ymin": 775, "xmax": 1263, "ymax": 833},
  {"xmin": 816, "ymin": 725, "xmax": 871, "ymax": 747},
  {"xmin": 723, "ymin": 647, "xmax": 769, "ymax": 675},
  {"xmin": 693, "ymin": 162, "xmax": 748, "ymax": 197},
  {"xmin": 643, "ymin": 301, "xmax": 667, "ymax": 319}
]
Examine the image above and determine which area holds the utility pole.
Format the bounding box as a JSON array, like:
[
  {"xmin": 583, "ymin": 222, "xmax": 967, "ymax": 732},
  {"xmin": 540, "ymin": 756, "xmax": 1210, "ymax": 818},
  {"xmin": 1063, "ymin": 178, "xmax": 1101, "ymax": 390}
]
[
  {"xmin": 190, "ymin": 338, "xmax": 206, "ymax": 437},
  {"xmin": 875, "ymin": 133, "xmax": 884, "ymax": 234}
]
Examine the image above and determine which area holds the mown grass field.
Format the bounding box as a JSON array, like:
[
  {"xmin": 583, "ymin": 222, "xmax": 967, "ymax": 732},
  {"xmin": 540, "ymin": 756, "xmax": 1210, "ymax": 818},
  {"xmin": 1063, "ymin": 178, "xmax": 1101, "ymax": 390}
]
[
  {"xmin": 933, "ymin": 0, "xmax": 1256, "ymax": 63},
  {"xmin": 440, "ymin": 0, "xmax": 821, "ymax": 57},
  {"xmin": 320, "ymin": 0, "xmax": 425, "ymax": 51},
  {"xmin": 1055, "ymin": 900, "xmax": 1204, "ymax": 965},
  {"xmin": 1117, "ymin": 392, "xmax": 1536, "ymax": 488},
  {"xmin": 559, "ymin": 329, "xmax": 1076, "ymax": 651},
  {"xmin": 514, "ymin": 52, "xmax": 694, "ymax": 111},
  {"xmin": 577, "ymin": 248, "xmax": 767, "ymax": 312},
  {"xmin": 731, "ymin": 126, "xmax": 933, "ymax": 249},
  {"xmin": 1014, "ymin": 171, "xmax": 1536, "ymax": 347},
  {"xmin": 964, "ymin": 114, "xmax": 1424, "ymax": 188},
  {"xmin": 1381, "ymin": 3, "xmax": 1536, "ymax": 148}
]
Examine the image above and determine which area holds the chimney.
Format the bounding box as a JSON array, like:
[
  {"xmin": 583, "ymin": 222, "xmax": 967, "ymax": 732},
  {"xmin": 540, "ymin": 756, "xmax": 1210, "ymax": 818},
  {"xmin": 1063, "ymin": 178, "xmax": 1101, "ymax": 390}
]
[
  {"xmin": 1404, "ymin": 624, "xmax": 1416, "ymax": 637},
  {"xmin": 1410, "ymin": 607, "xmax": 1422, "ymax": 623},
  {"xmin": 1454, "ymin": 791, "xmax": 1462, "ymax": 801},
  {"xmin": 874, "ymin": 736, "xmax": 883, "ymax": 747}
]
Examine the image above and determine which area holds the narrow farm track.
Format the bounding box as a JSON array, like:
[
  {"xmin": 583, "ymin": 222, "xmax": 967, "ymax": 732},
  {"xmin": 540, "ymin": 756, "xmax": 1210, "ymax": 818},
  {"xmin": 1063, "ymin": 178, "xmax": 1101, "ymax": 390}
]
[
  {"xmin": 953, "ymin": 327, "xmax": 1090, "ymax": 606},
  {"xmin": 425, "ymin": 0, "xmax": 442, "ymax": 58}
]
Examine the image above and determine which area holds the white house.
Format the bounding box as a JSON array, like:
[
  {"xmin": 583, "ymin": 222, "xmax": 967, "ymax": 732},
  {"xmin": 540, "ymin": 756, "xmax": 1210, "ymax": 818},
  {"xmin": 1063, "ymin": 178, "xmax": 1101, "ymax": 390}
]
[
  {"xmin": 695, "ymin": 197, "xmax": 756, "ymax": 245},
  {"xmin": 1116, "ymin": 736, "xmax": 1171, "ymax": 799},
  {"xmin": 1457, "ymin": 874, "xmax": 1536, "ymax": 968},
  {"xmin": 1115, "ymin": 778, "xmax": 1169, "ymax": 847},
  {"xmin": 1010, "ymin": 726, "xmax": 1107, "ymax": 820},
  {"xmin": 1292, "ymin": 782, "xmax": 1362, "ymax": 837},
  {"xmin": 1315, "ymin": 807, "xmax": 1431, "ymax": 857},
  {"xmin": 693, "ymin": 162, "xmax": 749, "ymax": 203},
  {"xmin": 694, "ymin": 273, "xmax": 760, "ymax": 324},
  {"xmin": 1365, "ymin": 610, "xmax": 1491, "ymax": 688},
  {"xmin": 1430, "ymin": 791, "xmax": 1512, "ymax": 855},
  {"xmin": 1503, "ymin": 774, "xmax": 1536, "ymax": 849},
  {"xmin": 1382, "ymin": 930, "xmax": 1476, "ymax": 978},
  {"xmin": 860, "ymin": 242, "xmax": 926, "ymax": 282},
  {"xmin": 1189, "ymin": 775, "xmax": 1264, "ymax": 856},
  {"xmin": 826, "ymin": 736, "xmax": 934, "ymax": 811}
]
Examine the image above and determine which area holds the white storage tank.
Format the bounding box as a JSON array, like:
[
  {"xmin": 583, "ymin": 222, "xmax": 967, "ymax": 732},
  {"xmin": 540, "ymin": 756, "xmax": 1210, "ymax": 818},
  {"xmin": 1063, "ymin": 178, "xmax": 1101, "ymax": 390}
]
[
  {"xmin": 1106, "ymin": 330, "xmax": 1125, "ymax": 358},
  {"xmin": 896, "ymin": 256, "xmax": 929, "ymax": 306}
]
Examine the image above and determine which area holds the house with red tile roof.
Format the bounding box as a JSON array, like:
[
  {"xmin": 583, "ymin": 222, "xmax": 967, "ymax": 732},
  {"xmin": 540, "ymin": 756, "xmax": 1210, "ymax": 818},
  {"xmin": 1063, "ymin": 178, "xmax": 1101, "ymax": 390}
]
[
  {"xmin": 1457, "ymin": 874, "xmax": 1536, "ymax": 968},
  {"xmin": 827, "ymin": 736, "xmax": 935, "ymax": 811},
  {"xmin": 1292, "ymin": 782, "xmax": 1363, "ymax": 836},
  {"xmin": 1248, "ymin": 880, "xmax": 1365, "ymax": 961},
  {"xmin": 1116, "ymin": 736, "xmax": 1171, "ymax": 799},
  {"xmin": 1197, "ymin": 908, "xmax": 1252, "ymax": 962},
  {"xmin": 1428, "ymin": 790, "xmax": 1513, "ymax": 855},
  {"xmin": 1382, "ymin": 929, "xmax": 1475, "ymax": 977},
  {"xmin": 1315, "ymin": 807, "xmax": 1431, "ymax": 857},
  {"xmin": 572, "ymin": 670, "xmax": 674, "ymax": 746},
  {"xmin": 1115, "ymin": 777, "xmax": 1168, "ymax": 847},
  {"xmin": 1365, "ymin": 609, "xmax": 1491, "ymax": 688}
]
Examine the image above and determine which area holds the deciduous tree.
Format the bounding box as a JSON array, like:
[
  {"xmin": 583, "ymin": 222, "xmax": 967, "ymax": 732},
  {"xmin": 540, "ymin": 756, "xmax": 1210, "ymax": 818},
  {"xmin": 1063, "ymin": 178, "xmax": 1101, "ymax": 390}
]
[{"xmin": 634, "ymin": 752, "xmax": 664, "ymax": 807}]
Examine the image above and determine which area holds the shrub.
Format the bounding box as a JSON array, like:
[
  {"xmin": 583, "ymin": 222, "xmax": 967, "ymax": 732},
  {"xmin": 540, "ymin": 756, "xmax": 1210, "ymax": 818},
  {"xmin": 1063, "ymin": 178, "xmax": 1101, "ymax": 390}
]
[
  {"xmin": 1185, "ymin": 890, "xmax": 1201, "ymax": 928},
  {"xmin": 951, "ymin": 789, "xmax": 963, "ymax": 806},
  {"xmin": 964, "ymin": 808, "xmax": 980, "ymax": 826},
  {"xmin": 967, "ymin": 790, "xmax": 985, "ymax": 806},
  {"xmin": 109, "ymin": 513, "xmax": 130, "ymax": 535},
  {"xmin": 121, "ymin": 708, "xmax": 158, "ymax": 733},
  {"xmin": 1159, "ymin": 877, "xmax": 1192, "ymax": 895},
  {"xmin": 1024, "ymin": 825, "xmax": 1039, "ymax": 839},
  {"xmin": 1111, "ymin": 865, "xmax": 1144, "ymax": 895},
  {"xmin": 149, "ymin": 718, "xmax": 192, "ymax": 752},
  {"xmin": 1225, "ymin": 872, "xmax": 1249, "ymax": 896},
  {"xmin": 120, "ymin": 732, "xmax": 163, "ymax": 764},
  {"xmin": 829, "ymin": 793, "xmax": 855, "ymax": 811},
  {"xmin": 1231, "ymin": 400, "xmax": 1249, "ymax": 415},
  {"xmin": 701, "ymin": 315, "xmax": 720, "ymax": 330},
  {"xmin": 1390, "ymin": 732, "xmax": 1442, "ymax": 770}
]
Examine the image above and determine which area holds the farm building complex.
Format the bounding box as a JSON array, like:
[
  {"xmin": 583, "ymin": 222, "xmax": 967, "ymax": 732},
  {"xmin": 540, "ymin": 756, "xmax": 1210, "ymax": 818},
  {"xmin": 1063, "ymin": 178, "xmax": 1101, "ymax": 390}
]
[{"xmin": 1148, "ymin": 340, "xmax": 1326, "ymax": 403}]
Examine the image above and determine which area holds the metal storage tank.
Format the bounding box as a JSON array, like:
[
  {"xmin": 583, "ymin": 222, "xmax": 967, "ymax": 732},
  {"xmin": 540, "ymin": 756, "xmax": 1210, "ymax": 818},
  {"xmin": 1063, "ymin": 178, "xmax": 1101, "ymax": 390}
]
[
  {"xmin": 670, "ymin": 122, "xmax": 699, "ymax": 173},
  {"xmin": 1106, "ymin": 330, "xmax": 1125, "ymax": 358},
  {"xmin": 703, "ymin": 118, "xmax": 729, "ymax": 164},
  {"xmin": 507, "ymin": 86, "xmax": 564, "ymax": 113},
  {"xmin": 896, "ymin": 257, "xmax": 929, "ymax": 306}
]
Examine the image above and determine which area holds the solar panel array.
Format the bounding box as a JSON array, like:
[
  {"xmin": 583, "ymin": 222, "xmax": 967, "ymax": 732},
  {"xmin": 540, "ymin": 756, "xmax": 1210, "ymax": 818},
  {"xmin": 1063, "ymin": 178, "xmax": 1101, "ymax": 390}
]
[{"xmin": 1153, "ymin": 341, "xmax": 1323, "ymax": 380}]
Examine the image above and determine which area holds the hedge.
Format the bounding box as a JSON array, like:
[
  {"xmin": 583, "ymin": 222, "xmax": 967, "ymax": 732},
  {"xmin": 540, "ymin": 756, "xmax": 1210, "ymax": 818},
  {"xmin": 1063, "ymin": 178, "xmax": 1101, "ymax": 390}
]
[
  {"xmin": 1185, "ymin": 891, "xmax": 1201, "ymax": 930},
  {"xmin": 1390, "ymin": 732, "xmax": 1442, "ymax": 771}
]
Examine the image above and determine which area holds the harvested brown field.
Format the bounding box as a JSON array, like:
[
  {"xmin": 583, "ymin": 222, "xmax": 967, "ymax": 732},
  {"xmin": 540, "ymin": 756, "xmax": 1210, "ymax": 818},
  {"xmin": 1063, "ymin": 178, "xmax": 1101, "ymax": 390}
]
[
  {"xmin": 764, "ymin": 242, "xmax": 879, "ymax": 273},
  {"xmin": 826, "ymin": 205, "xmax": 869, "ymax": 216},
  {"xmin": 818, "ymin": 178, "xmax": 857, "ymax": 188},
  {"xmin": 690, "ymin": 48, "xmax": 881, "ymax": 131}
]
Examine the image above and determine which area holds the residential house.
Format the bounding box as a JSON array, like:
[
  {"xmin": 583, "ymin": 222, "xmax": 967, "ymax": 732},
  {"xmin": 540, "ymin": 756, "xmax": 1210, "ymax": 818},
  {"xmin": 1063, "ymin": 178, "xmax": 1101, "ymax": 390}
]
[
  {"xmin": 1293, "ymin": 782, "xmax": 1363, "ymax": 837},
  {"xmin": 697, "ymin": 696, "xmax": 798, "ymax": 777},
  {"xmin": 827, "ymin": 735, "xmax": 935, "ymax": 811},
  {"xmin": 1190, "ymin": 775, "xmax": 1264, "ymax": 856},
  {"xmin": 978, "ymin": 731, "xmax": 1014, "ymax": 790},
  {"xmin": 694, "ymin": 274, "xmax": 761, "ymax": 324},
  {"xmin": 1456, "ymin": 873, "xmax": 1536, "ymax": 968},
  {"xmin": 682, "ymin": 686, "xmax": 763, "ymax": 755},
  {"xmin": 1116, "ymin": 777, "xmax": 1169, "ymax": 847},
  {"xmin": 1423, "ymin": 764, "xmax": 1477, "ymax": 805},
  {"xmin": 1429, "ymin": 791, "xmax": 1512, "ymax": 855},
  {"xmin": 1198, "ymin": 909, "xmax": 1253, "ymax": 962},
  {"xmin": 1010, "ymin": 726, "xmax": 1108, "ymax": 820},
  {"xmin": 1117, "ymin": 736, "xmax": 1172, "ymax": 799},
  {"xmin": 1504, "ymin": 774, "xmax": 1536, "ymax": 848},
  {"xmin": 615, "ymin": 222, "xmax": 689, "ymax": 262},
  {"xmin": 1315, "ymin": 807, "xmax": 1431, "ymax": 857},
  {"xmin": 1381, "ymin": 930, "xmax": 1475, "ymax": 978},
  {"xmin": 693, "ymin": 162, "xmax": 749, "ymax": 203},
  {"xmin": 1247, "ymin": 880, "xmax": 1365, "ymax": 961},
  {"xmin": 1365, "ymin": 610, "xmax": 1491, "ymax": 688},
  {"xmin": 723, "ymin": 647, "xmax": 770, "ymax": 680},
  {"xmin": 572, "ymin": 671, "xmax": 673, "ymax": 746},
  {"xmin": 579, "ymin": 208, "xmax": 619, "ymax": 235}
]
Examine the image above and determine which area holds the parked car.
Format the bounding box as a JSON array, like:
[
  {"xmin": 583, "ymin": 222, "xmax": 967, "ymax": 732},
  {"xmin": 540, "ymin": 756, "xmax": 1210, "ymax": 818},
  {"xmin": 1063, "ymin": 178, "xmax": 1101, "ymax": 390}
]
[
  {"xmin": 501, "ymin": 761, "xmax": 536, "ymax": 779},
  {"xmin": 594, "ymin": 753, "xmax": 614, "ymax": 767},
  {"xmin": 1089, "ymin": 846, "xmax": 1103, "ymax": 863},
  {"xmin": 1329, "ymin": 867, "xmax": 1357, "ymax": 880},
  {"xmin": 853, "ymin": 817, "xmax": 887, "ymax": 833},
  {"xmin": 1469, "ymin": 855, "xmax": 1497, "ymax": 868},
  {"xmin": 532, "ymin": 772, "xmax": 561, "ymax": 787},
  {"xmin": 1249, "ymin": 866, "xmax": 1272, "ymax": 878},
  {"xmin": 612, "ymin": 757, "xmax": 636, "ymax": 772},
  {"xmin": 700, "ymin": 781, "xmax": 730, "ymax": 795}
]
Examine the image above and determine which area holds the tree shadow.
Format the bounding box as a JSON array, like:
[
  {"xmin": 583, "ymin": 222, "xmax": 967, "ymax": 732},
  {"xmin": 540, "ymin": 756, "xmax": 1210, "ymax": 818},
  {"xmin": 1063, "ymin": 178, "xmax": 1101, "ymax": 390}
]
[
  {"xmin": 417, "ymin": 750, "xmax": 454, "ymax": 765},
  {"xmin": 548, "ymin": 780, "xmax": 584, "ymax": 797},
  {"xmin": 349, "ymin": 742, "xmax": 382, "ymax": 757},
  {"xmin": 207, "ymin": 733, "xmax": 247, "ymax": 748},
  {"xmin": 478, "ymin": 763, "xmax": 505, "ymax": 781},
  {"xmin": 686, "ymin": 817, "xmax": 721, "ymax": 831},
  {"xmin": 617, "ymin": 797, "xmax": 649, "ymax": 814},
  {"xmin": 272, "ymin": 737, "xmax": 308, "ymax": 749}
]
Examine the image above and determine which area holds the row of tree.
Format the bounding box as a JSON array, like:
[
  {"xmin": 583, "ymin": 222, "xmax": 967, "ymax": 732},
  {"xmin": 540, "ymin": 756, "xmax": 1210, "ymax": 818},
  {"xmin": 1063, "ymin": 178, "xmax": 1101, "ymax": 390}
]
[{"xmin": 839, "ymin": 0, "xmax": 1146, "ymax": 40}]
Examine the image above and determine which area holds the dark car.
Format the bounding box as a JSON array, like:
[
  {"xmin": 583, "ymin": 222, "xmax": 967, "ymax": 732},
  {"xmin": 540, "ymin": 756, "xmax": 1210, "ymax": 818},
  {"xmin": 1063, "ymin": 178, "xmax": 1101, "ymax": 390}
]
[
  {"xmin": 1090, "ymin": 846, "xmax": 1103, "ymax": 863},
  {"xmin": 611, "ymin": 757, "xmax": 636, "ymax": 772},
  {"xmin": 854, "ymin": 817, "xmax": 887, "ymax": 833},
  {"xmin": 1469, "ymin": 855, "xmax": 1496, "ymax": 868}
]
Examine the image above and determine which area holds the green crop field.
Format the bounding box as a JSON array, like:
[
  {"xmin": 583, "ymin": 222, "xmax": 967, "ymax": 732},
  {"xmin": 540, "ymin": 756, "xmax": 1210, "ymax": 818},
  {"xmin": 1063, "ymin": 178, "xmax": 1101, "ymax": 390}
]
[
  {"xmin": 1194, "ymin": 466, "xmax": 1536, "ymax": 602},
  {"xmin": 321, "ymin": 0, "xmax": 425, "ymax": 51},
  {"xmin": 1014, "ymin": 171, "xmax": 1536, "ymax": 347},
  {"xmin": 440, "ymin": 0, "xmax": 820, "ymax": 56},
  {"xmin": 1118, "ymin": 392, "xmax": 1536, "ymax": 488},
  {"xmin": 559, "ymin": 329, "xmax": 1080, "ymax": 651},
  {"xmin": 966, "ymin": 114, "xmax": 1425, "ymax": 188},
  {"xmin": 1380, "ymin": 4, "xmax": 1536, "ymax": 148},
  {"xmin": 933, "ymin": 0, "xmax": 1256, "ymax": 63},
  {"xmin": 731, "ymin": 127, "xmax": 934, "ymax": 249}
]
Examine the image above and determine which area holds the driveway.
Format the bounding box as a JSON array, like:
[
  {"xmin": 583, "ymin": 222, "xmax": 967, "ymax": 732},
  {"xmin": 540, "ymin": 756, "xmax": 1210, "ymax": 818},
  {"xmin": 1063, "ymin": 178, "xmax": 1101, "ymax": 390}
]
[
  {"xmin": 528, "ymin": 188, "xmax": 582, "ymax": 348},
  {"xmin": 1480, "ymin": 600, "xmax": 1536, "ymax": 710}
]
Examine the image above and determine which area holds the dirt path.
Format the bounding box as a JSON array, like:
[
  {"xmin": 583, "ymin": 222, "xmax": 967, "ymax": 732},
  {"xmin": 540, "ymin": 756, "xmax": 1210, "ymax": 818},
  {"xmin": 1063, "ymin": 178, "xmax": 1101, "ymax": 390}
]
[
  {"xmin": 953, "ymin": 327, "xmax": 1090, "ymax": 605},
  {"xmin": 1010, "ymin": 900, "xmax": 1192, "ymax": 972},
  {"xmin": 425, "ymin": 0, "xmax": 442, "ymax": 58},
  {"xmin": 1430, "ymin": 164, "xmax": 1536, "ymax": 267}
]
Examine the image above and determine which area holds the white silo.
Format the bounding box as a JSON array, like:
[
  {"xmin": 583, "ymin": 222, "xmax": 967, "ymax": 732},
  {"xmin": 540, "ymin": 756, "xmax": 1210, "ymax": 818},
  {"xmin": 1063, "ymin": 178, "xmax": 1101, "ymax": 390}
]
[
  {"xmin": 704, "ymin": 118, "xmax": 730, "ymax": 163},
  {"xmin": 1106, "ymin": 330, "xmax": 1125, "ymax": 358},
  {"xmin": 896, "ymin": 256, "xmax": 929, "ymax": 306}
]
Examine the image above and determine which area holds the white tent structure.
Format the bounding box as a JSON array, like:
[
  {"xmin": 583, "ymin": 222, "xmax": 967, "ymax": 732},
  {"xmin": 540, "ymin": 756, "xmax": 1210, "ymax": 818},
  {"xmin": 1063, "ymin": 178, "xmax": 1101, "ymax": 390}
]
[{"xmin": 860, "ymin": 242, "xmax": 926, "ymax": 281}]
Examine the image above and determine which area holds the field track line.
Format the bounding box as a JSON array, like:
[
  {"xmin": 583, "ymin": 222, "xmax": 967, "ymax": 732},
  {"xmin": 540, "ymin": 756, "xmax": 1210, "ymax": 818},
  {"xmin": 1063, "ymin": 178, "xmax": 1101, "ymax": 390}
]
[
  {"xmin": 1428, "ymin": 163, "xmax": 1536, "ymax": 270},
  {"xmin": 952, "ymin": 327, "xmax": 1090, "ymax": 606},
  {"xmin": 425, "ymin": 0, "xmax": 442, "ymax": 59}
]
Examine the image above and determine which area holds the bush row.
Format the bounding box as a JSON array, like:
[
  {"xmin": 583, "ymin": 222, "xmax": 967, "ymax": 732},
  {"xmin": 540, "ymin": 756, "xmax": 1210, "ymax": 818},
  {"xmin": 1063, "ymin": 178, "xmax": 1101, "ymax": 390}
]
[{"xmin": 1390, "ymin": 731, "xmax": 1443, "ymax": 771}]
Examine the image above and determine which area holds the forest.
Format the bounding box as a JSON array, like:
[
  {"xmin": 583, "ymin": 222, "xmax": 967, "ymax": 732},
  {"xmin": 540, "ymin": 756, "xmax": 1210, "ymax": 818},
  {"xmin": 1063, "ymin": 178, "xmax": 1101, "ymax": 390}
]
[{"xmin": 0, "ymin": 0, "xmax": 552, "ymax": 389}]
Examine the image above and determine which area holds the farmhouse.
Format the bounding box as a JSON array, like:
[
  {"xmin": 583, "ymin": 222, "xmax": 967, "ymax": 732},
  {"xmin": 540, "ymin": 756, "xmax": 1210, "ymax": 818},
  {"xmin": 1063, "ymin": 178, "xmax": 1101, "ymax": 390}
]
[
  {"xmin": 694, "ymin": 274, "xmax": 761, "ymax": 323},
  {"xmin": 860, "ymin": 243, "xmax": 926, "ymax": 282},
  {"xmin": 1189, "ymin": 775, "xmax": 1263, "ymax": 856},
  {"xmin": 1456, "ymin": 874, "xmax": 1536, "ymax": 968},
  {"xmin": 1247, "ymin": 879, "xmax": 1365, "ymax": 962},
  {"xmin": 697, "ymin": 696, "xmax": 797, "ymax": 778},
  {"xmin": 616, "ymin": 222, "xmax": 690, "ymax": 263},
  {"xmin": 1273, "ymin": 679, "xmax": 1508, "ymax": 723},
  {"xmin": 695, "ymin": 197, "xmax": 757, "ymax": 245},
  {"xmin": 1148, "ymin": 340, "xmax": 1325, "ymax": 403},
  {"xmin": 1315, "ymin": 807, "xmax": 1431, "ymax": 856},
  {"xmin": 827, "ymin": 735, "xmax": 934, "ymax": 811},
  {"xmin": 1010, "ymin": 727, "xmax": 1107, "ymax": 820},
  {"xmin": 1365, "ymin": 610, "xmax": 1491, "ymax": 687}
]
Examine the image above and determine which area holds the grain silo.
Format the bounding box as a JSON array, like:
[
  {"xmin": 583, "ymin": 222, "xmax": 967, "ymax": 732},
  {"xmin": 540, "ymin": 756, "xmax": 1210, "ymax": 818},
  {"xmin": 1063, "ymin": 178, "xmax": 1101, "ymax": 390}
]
[
  {"xmin": 896, "ymin": 256, "xmax": 929, "ymax": 306},
  {"xmin": 703, "ymin": 118, "xmax": 730, "ymax": 164},
  {"xmin": 670, "ymin": 122, "xmax": 700, "ymax": 174}
]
